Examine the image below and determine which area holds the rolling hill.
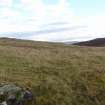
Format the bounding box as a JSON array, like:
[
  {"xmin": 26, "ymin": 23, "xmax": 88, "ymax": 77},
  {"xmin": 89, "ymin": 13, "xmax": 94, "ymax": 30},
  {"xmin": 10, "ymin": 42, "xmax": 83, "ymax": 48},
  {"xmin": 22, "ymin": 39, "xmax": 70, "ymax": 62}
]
[
  {"xmin": 74, "ymin": 38, "xmax": 105, "ymax": 47},
  {"xmin": 0, "ymin": 38, "xmax": 105, "ymax": 105}
]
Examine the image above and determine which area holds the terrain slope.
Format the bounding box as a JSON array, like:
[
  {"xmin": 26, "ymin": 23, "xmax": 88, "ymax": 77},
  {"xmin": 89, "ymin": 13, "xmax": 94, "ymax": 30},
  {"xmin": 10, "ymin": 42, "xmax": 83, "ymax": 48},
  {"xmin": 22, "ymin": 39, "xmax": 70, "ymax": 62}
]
[{"xmin": 0, "ymin": 38, "xmax": 105, "ymax": 105}]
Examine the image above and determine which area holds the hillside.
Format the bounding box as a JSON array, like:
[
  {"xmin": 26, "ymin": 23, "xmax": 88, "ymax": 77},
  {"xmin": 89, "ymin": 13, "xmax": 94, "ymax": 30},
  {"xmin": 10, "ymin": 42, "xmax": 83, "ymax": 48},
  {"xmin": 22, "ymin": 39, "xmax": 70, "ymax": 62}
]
[
  {"xmin": 0, "ymin": 38, "xmax": 105, "ymax": 105},
  {"xmin": 74, "ymin": 38, "xmax": 105, "ymax": 47}
]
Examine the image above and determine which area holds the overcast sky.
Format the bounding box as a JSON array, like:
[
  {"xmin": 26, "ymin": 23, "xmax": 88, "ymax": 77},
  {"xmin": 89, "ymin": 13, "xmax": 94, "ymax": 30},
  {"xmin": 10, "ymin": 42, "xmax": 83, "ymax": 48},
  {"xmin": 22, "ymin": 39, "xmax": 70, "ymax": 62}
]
[{"xmin": 0, "ymin": 0, "xmax": 105, "ymax": 42}]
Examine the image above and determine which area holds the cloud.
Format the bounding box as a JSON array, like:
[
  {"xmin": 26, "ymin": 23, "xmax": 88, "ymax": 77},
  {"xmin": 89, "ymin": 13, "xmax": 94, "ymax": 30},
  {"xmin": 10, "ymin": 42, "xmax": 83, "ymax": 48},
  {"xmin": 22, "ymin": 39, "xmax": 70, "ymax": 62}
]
[
  {"xmin": 0, "ymin": 0, "xmax": 105, "ymax": 42},
  {"xmin": 1, "ymin": 24, "xmax": 88, "ymax": 42},
  {"xmin": 0, "ymin": 0, "xmax": 74, "ymax": 33},
  {"xmin": 0, "ymin": 0, "xmax": 12, "ymax": 7},
  {"xmin": 19, "ymin": 0, "xmax": 73, "ymax": 25}
]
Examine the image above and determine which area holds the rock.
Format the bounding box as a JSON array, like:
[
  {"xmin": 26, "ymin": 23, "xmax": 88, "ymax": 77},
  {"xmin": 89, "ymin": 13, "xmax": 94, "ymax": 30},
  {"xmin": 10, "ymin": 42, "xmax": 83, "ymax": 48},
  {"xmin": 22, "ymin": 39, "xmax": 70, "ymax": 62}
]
[
  {"xmin": 0, "ymin": 92, "xmax": 6, "ymax": 103},
  {"xmin": 0, "ymin": 84, "xmax": 34, "ymax": 105},
  {"xmin": 23, "ymin": 90, "xmax": 33, "ymax": 101},
  {"xmin": 6, "ymin": 94, "xmax": 16, "ymax": 105},
  {"xmin": 0, "ymin": 84, "xmax": 22, "ymax": 94},
  {"xmin": 1, "ymin": 101, "xmax": 7, "ymax": 105}
]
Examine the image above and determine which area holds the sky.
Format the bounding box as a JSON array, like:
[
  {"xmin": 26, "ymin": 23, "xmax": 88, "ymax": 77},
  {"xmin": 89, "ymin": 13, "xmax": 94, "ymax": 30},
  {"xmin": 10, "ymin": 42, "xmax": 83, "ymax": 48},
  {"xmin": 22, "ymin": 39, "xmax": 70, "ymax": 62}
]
[{"xmin": 0, "ymin": 0, "xmax": 105, "ymax": 42}]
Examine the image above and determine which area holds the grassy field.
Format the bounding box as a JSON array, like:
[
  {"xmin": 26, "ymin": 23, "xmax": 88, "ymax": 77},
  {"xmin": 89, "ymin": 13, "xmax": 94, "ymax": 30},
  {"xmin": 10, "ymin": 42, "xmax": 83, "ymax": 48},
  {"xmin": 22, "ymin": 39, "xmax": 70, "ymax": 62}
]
[{"xmin": 0, "ymin": 38, "xmax": 105, "ymax": 105}]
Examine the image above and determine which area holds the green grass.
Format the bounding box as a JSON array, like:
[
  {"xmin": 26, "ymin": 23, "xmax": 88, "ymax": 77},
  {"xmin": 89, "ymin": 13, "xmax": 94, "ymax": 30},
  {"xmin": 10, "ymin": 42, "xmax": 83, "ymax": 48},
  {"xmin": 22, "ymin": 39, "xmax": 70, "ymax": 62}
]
[{"xmin": 0, "ymin": 38, "xmax": 105, "ymax": 105}]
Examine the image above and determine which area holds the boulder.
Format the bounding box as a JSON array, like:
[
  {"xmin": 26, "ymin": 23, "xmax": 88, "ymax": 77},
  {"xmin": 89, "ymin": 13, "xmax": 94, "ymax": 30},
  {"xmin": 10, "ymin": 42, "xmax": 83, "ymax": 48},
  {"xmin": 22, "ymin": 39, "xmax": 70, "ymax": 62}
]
[
  {"xmin": 0, "ymin": 84, "xmax": 22, "ymax": 94},
  {"xmin": 0, "ymin": 84, "xmax": 33, "ymax": 105}
]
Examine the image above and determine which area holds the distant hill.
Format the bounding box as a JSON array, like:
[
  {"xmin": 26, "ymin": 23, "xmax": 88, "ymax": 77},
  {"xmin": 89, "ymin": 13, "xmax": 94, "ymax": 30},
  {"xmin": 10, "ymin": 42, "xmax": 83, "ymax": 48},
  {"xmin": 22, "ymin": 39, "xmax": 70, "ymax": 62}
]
[
  {"xmin": 64, "ymin": 41, "xmax": 79, "ymax": 44},
  {"xmin": 0, "ymin": 37, "xmax": 105, "ymax": 105},
  {"xmin": 74, "ymin": 38, "xmax": 105, "ymax": 47}
]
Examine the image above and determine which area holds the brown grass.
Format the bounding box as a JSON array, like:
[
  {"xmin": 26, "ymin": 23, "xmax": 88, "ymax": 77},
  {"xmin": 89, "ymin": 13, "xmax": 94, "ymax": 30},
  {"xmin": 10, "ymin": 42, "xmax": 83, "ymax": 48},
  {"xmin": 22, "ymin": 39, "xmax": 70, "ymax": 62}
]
[{"xmin": 0, "ymin": 38, "xmax": 105, "ymax": 105}]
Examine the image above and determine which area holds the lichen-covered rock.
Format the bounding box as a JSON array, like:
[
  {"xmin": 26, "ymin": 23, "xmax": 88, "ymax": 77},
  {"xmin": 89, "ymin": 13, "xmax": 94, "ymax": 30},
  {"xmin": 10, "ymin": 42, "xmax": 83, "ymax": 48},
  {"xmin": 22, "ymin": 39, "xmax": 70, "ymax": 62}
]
[
  {"xmin": 0, "ymin": 84, "xmax": 34, "ymax": 105},
  {"xmin": 0, "ymin": 84, "xmax": 22, "ymax": 94}
]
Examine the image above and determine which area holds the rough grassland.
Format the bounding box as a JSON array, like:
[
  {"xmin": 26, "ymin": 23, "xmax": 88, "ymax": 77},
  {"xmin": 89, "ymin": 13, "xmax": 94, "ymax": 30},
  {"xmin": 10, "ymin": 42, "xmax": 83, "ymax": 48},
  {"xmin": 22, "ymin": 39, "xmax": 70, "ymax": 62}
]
[{"xmin": 0, "ymin": 38, "xmax": 105, "ymax": 105}]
